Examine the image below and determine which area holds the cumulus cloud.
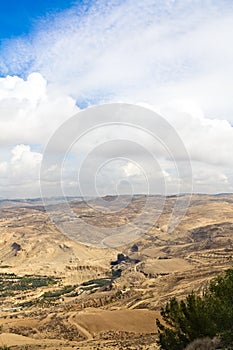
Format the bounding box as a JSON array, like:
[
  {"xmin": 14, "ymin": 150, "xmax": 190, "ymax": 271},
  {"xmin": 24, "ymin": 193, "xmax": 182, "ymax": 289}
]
[
  {"xmin": 0, "ymin": 144, "xmax": 42, "ymax": 197},
  {"xmin": 0, "ymin": 72, "xmax": 78, "ymax": 146},
  {"xmin": 156, "ymin": 102, "xmax": 233, "ymax": 167}
]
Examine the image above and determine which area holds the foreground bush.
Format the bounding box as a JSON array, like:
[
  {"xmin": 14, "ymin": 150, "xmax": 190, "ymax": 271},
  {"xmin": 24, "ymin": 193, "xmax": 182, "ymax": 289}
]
[{"xmin": 156, "ymin": 269, "xmax": 233, "ymax": 349}]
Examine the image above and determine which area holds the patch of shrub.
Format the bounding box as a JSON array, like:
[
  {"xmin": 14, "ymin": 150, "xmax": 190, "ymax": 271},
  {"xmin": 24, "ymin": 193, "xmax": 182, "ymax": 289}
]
[{"xmin": 156, "ymin": 269, "xmax": 233, "ymax": 349}]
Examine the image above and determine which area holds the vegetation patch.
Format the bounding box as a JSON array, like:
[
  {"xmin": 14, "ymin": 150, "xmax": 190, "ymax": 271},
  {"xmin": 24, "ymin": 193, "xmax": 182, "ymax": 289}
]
[
  {"xmin": 81, "ymin": 268, "xmax": 122, "ymax": 292},
  {"xmin": 0, "ymin": 273, "xmax": 58, "ymax": 296},
  {"xmin": 156, "ymin": 269, "xmax": 233, "ymax": 349},
  {"xmin": 43, "ymin": 285, "xmax": 77, "ymax": 299}
]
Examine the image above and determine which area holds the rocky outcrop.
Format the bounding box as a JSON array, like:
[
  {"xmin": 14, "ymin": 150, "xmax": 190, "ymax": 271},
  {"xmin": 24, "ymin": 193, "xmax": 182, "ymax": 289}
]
[
  {"xmin": 11, "ymin": 242, "xmax": 22, "ymax": 256},
  {"xmin": 111, "ymin": 253, "xmax": 140, "ymax": 266}
]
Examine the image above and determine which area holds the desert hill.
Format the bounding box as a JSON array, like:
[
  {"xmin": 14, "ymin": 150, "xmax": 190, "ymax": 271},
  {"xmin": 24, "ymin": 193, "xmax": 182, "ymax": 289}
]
[{"xmin": 0, "ymin": 194, "xmax": 232, "ymax": 349}]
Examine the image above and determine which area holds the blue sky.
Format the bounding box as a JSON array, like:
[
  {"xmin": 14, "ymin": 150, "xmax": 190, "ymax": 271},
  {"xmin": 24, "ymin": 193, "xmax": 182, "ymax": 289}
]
[
  {"xmin": 0, "ymin": 0, "xmax": 80, "ymax": 41},
  {"xmin": 0, "ymin": 0, "xmax": 233, "ymax": 198}
]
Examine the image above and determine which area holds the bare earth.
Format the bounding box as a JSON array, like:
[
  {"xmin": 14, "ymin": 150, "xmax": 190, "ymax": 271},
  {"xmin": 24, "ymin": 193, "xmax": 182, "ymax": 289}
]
[{"xmin": 0, "ymin": 194, "xmax": 233, "ymax": 349}]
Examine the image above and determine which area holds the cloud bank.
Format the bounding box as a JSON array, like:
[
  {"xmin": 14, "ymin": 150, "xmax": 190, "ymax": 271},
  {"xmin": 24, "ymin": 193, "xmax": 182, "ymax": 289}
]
[{"xmin": 0, "ymin": 0, "xmax": 232, "ymax": 197}]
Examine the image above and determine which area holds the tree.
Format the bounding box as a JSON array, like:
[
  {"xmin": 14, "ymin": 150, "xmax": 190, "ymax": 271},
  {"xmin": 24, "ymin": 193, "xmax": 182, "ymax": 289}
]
[
  {"xmin": 156, "ymin": 293, "xmax": 217, "ymax": 350},
  {"xmin": 208, "ymin": 269, "xmax": 233, "ymax": 347},
  {"xmin": 156, "ymin": 269, "xmax": 233, "ymax": 349}
]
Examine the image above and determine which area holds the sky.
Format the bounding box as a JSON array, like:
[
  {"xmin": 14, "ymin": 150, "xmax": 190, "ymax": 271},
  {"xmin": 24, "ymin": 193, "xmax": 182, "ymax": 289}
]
[
  {"xmin": 0, "ymin": 1, "xmax": 78, "ymax": 41},
  {"xmin": 0, "ymin": 0, "xmax": 233, "ymax": 198}
]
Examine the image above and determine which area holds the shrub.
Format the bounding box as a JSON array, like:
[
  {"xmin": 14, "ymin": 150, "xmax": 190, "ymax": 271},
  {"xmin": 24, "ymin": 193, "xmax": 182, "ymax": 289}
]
[{"xmin": 156, "ymin": 269, "xmax": 233, "ymax": 349}]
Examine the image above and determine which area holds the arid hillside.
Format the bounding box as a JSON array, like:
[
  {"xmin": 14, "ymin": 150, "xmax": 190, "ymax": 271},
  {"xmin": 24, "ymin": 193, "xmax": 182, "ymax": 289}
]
[{"xmin": 0, "ymin": 194, "xmax": 232, "ymax": 349}]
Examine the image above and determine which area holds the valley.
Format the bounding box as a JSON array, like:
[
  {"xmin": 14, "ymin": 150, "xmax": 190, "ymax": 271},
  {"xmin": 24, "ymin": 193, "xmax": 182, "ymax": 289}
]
[{"xmin": 0, "ymin": 194, "xmax": 232, "ymax": 349}]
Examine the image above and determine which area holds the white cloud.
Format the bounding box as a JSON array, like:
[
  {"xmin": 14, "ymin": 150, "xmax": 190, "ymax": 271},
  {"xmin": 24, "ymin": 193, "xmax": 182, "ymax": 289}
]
[
  {"xmin": 123, "ymin": 162, "xmax": 143, "ymax": 177},
  {"xmin": 0, "ymin": 144, "xmax": 42, "ymax": 197},
  {"xmin": 0, "ymin": 73, "xmax": 78, "ymax": 146},
  {"xmin": 0, "ymin": 0, "xmax": 232, "ymax": 196},
  {"xmin": 192, "ymin": 162, "xmax": 230, "ymax": 193},
  {"xmin": 0, "ymin": 72, "xmax": 46, "ymax": 102},
  {"xmin": 159, "ymin": 102, "xmax": 233, "ymax": 167},
  {"xmin": 1, "ymin": 1, "xmax": 233, "ymax": 119}
]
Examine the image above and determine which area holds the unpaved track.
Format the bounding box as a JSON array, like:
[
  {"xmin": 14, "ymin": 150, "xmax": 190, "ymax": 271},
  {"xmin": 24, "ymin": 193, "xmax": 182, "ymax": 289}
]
[{"xmin": 68, "ymin": 312, "xmax": 93, "ymax": 340}]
